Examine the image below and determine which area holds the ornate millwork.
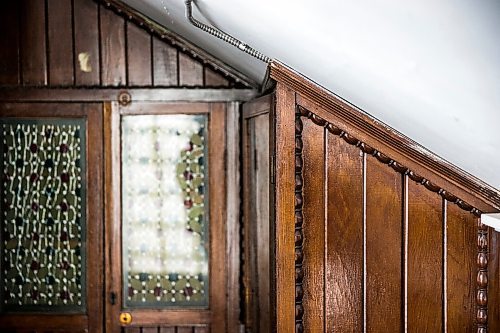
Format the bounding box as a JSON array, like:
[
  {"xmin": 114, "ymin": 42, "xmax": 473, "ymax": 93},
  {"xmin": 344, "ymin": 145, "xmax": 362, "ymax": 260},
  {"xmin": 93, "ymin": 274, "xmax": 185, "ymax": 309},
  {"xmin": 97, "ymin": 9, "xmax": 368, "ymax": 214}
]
[
  {"xmin": 294, "ymin": 111, "xmax": 304, "ymax": 333},
  {"xmin": 476, "ymin": 219, "xmax": 488, "ymax": 333},
  {"xmin": 296, "ymin": 105, "xmax": 481, "ymax": 216}
]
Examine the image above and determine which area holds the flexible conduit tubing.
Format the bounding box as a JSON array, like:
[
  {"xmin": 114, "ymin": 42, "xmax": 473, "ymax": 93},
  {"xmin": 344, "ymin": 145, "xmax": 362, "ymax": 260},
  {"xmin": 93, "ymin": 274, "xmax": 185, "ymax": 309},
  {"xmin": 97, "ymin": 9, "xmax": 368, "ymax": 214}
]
[{"xmin": 185, "ymin": 0, "xmax": 271, "ymax": 63}]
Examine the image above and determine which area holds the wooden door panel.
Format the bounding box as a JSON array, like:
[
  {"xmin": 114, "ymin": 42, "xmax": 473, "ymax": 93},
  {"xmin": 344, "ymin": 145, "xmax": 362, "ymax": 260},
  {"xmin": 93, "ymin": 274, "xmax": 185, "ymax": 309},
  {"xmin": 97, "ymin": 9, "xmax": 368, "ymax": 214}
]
[{"xmin": 0, "ymin": 103, "xmax": 103, "ymax": 333}]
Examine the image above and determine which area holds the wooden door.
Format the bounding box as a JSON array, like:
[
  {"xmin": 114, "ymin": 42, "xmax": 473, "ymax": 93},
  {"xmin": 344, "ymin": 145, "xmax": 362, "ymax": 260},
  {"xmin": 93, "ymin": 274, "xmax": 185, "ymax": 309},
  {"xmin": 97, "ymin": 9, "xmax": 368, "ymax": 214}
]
[
  {"xmin": 104, "ymin": 102, "xmax": 228, "ymax": 333},
  {"xmin": 0, "ymin": 103, "xmax": 103, "ymax": 333}
]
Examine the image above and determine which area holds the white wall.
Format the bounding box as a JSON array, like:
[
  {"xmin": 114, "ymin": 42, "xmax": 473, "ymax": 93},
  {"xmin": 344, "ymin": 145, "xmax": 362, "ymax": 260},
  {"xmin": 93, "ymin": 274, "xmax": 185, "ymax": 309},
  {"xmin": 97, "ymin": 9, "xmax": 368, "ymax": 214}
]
[{"xmin": 124, "ymin": 0, "xmax": 500, "ymax": 189}]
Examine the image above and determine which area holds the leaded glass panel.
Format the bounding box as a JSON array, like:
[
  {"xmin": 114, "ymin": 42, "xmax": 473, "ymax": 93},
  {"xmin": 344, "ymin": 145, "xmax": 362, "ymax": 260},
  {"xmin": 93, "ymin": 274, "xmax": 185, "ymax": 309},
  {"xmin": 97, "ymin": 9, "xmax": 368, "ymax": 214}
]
[
  {"xmin": 121, "ymin": 115, "xmax": 208, "ymax": 308},
  {"xmin": 0, "ymin": 119, "xmax": 86, "ymax": 312}
]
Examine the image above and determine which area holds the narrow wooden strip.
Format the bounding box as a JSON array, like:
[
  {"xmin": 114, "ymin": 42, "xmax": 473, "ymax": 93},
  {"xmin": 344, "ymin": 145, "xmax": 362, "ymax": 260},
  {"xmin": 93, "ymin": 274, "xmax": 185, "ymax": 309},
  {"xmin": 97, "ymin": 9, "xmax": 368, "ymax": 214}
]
[
  {"xmin": 73, "ymin": 0, "xmax": 100, "ymax": 86},
  {"xmin": 326, "ymin": 131, "xmax": 363, "ymax": 332},
  {"xmin": 403, "ymin": 174, "xmax": 409, "ymax": 332},
  {"xmin": 20, "ymin": 0, "xmax": 47, "ymax": 85},
  {"xmin": 274, "ymin": 82, "xmax": 296, "ymax": 333},
  {"xmin": 365, "ymin": 155, "xmax": 403, "ymax": 332},
  {"xmin": 487, "ymin": 228, "xmax": 499, "ymax": 333},
  {"xmin": 99, "ymin": 4, "xmax": 126, "ymax": 86},
  {"xmin": 179, "ymin": 52, "xmax": 203, "ymax": 86},
  {"xmin": 47, "ymin": 0, "xmax": 74, "ymax": 85},
  {"xmin": 407, "ymin": 181, "xmax": 443, "ymax": 331},
  {"xmin": 300, "ymin": 117, "xmax": 326, "ymax": 332},
  {"xmin": 0, "ymin": 1, "xmax": 20, "ymax": 85},
  {"xmin": 152, "ymin": 37, "xmax": 178, "ymax": 86},
  {"xmin": 126, "ymin": 23, "xmax": 152, "ymax": 86},
  {"xmin": 446, "ymin": 201, "xmax": 475, "ymax": 331}
]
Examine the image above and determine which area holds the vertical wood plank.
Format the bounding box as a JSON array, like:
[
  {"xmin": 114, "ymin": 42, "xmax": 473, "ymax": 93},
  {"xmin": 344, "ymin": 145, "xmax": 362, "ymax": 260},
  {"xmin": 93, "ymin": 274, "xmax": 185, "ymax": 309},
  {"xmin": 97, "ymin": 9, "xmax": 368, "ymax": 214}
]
[
  {"xmin": 488, "ymin": 228, "xmax": 499, "ymax": 333},
  {"xmin": 300, "ymin": 118, "xmax": 325, "ymax": 332},
  {"xmin": 325, "ymin": 133, "xmax": 363, "ymax": 332},
  {"xmin": 273, "ymin": 83, "xmax": 296, "ymax": 333},
  {"xmin": 209, "ymin": 103, "xmax": 227, "ymax": 333},
  {"xmin": 127, "ymin": 23, "xmax": 152, "ymax": 86},
  {"xmin": 152, "ymin": 37, "xmax": 178, "ymax": 86},
  {"xmin": 407, "ymin": 181, "xmax": 443, "ymax": 332},
  {"xmin": 446, "ymin": 202, "xmax": 475, "ymax": 331},
  {"xmin": 124, "ymin": 328, "xmax": 141, "ymax": 333},
  {"xmin": 194, "ymin": 326, "xmax": 209, "ymax": 333},
  {"xmin": 254, "ymin": 114, "xmax": 271, "ymax": 333},
  {"xmin": 204, "ymin": 68, "xmax": 229, "ymax": 87},
  {"xmin": 100, "ymin": 4, "xmax": 126, "ymax": 86},
  {"xmin": 73, "ymin": 0, "xmax": 100, "ymax": 86},
  {"xmin": 179, "ymin": 53, "xmax": 203, "ymax": 86},
  {"xmin": 365, "ymin": 157, "xmax": 403, "ymax": 332},
  {"xmin": 47, "ymin": 0, "xmax": 74, "ymax": 85},
  {"xmin": 177, "ymin": 327, "xmax": 193, "ymax": 333},
  {"xmin": 20, "ymin": 0, "xmax": 47, "ymax": 85},
  {"xmin": 141, "ymin": 328, "xmax": 158, "ymax": 333},
  {"xmin": 0, "ymin": 1, "xmax": 20, "ymax": 85},
  {"xmin": 159, "ymin": 328, "xmax": 175, "ymax": 333}
]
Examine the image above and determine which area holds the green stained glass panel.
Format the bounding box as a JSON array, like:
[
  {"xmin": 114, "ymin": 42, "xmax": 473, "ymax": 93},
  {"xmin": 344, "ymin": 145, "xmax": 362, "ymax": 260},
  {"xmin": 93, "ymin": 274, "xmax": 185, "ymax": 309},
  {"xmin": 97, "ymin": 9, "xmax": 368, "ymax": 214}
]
[
  {"xmin": 0, "ymin": 119, "xmax": 86, "ymax": 312},
  {"xmin": 121, "ymin": 115, "xmax": 208, "ymax": 308}
]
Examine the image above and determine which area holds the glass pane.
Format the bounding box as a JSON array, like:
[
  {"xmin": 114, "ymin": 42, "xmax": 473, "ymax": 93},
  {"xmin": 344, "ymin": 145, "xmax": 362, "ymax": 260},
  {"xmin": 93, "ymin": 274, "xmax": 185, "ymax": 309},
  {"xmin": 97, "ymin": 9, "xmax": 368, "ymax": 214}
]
[
  {"xmin": 0, "ymin": 119, "xmax": 86, "ymax": 312},
  {"xmin": 121, "ymin": 115, "xmax": 208, "ymax": 308}
]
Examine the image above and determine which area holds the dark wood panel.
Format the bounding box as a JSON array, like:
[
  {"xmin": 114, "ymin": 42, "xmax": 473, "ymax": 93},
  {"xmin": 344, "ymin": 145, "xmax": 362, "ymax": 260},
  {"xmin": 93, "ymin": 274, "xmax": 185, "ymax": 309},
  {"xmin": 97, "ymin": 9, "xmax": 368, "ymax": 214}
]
[
  {"xmin": 100, "ymin": 4, "xmax": 126, "ymax": 86},
  {"xmin": 407, "ymin": 181, "xmax": 443, "ymax": 332},
  {"xmin": 301, "ymin": 118, "xmax": 325, "ymax": 332},
  {"xmin": 204, "ymin": 68, "xmax": 229, "ymax": 87},
  {"xmin": 20, "ymin": 0, "xmax": 47, "ymax": 85},
  {"xmin": 488, "ymin": 228, "xmax": 499, "ymax": 333},
  {"xmin": 73, "ymin": 0, "xmax": 100, "ymax": 86},
  {"xmin": 127, "ymin": 23, "xmax": 152, "ymax": 86},
  {"xmin": 123, "ymin": 328, "xmax": 140, "ymax": 333},
  {"xmin": 365, "ymin": 156, "xmax": 403, "ymax": 332},
  {"xmin": 179, "ymin": 53, "xmax": 203, "ymax": 86},
  {"xmin": 446, "ymin": 202, "xmax": 475, "ymax": 331},
  {"xmin": 47, "ymin": 0, "xmax": 74, "ymax": 85},
  {"xmin": 152, "ymin": 37, "xmax": 178, "ymax": 86},
  {"xmin": 0, "ymin": 1, "xmax": 20, "ymax": 85},
  {"xmin": 325, "ymin": 131, "xmax": 363, "ymax": 332}
]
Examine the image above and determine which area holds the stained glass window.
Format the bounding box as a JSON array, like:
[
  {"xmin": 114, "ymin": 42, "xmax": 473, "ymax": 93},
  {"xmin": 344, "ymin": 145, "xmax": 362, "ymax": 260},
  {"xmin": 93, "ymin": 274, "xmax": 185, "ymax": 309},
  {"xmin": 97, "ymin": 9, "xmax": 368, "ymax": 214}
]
[
  {"xmin": 121, "ymin": 115, "xmax": 208, "ymax": 308},
  {"xmin": 0, "ymin": 119, "xmax": 86, "ymax": 312}
]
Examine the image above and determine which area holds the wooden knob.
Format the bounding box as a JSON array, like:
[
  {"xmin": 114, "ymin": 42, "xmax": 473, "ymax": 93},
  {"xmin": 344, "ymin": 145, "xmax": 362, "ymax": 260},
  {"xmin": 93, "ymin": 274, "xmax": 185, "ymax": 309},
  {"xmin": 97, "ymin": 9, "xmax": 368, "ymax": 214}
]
[{"xmin": 119, "ymin": 312, "xmax": 132, "ymax": 325}]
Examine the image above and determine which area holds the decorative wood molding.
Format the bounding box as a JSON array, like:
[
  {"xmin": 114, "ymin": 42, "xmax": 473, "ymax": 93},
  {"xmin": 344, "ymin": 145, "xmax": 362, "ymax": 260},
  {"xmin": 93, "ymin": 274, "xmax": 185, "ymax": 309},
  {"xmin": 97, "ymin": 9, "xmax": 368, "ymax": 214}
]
[
  {"xmin": 294, "ymin": 112, "xmax": 305, "ymax": 333},
  {"xmin": 297, "ymin": 105, "xmax": 481, "ymax": 216},
  {"xmin": 270, "ymin": 61, "xmax": 500, "ymax": 213},
  {"xmin": 0, "ymin": 88, "xmax": 257, "ymax": 102},
  {"xmin": 477, "ymin": 219, "xmax": 488, "ymax": 333},
  {"xmin": 98, "ymin": 0, "xmax": 258, "ymax": 89}
]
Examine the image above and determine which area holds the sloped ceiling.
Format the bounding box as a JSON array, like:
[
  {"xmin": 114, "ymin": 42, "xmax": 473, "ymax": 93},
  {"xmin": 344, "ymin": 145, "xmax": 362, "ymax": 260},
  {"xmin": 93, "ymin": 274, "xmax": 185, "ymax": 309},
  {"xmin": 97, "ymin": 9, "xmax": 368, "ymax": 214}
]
[{"xmin": 121, "ymin": 0, "xmax": 500, "ymax": 190}]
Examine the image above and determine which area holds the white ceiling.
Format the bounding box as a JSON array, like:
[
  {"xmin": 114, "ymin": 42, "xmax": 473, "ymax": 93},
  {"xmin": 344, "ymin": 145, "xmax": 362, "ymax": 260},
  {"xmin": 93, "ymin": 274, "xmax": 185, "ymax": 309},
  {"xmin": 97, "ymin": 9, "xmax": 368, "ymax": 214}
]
[{"xmin": 123, "ymin": 0, "xmax": 500, "ymax": 190}]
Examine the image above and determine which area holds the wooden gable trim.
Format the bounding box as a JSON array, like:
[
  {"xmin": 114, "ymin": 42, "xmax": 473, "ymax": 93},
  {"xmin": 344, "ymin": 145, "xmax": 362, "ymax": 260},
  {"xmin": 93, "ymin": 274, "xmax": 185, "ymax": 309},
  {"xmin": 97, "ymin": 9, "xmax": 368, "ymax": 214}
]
[
  {"xmin": 99, "ymin": 0, "xmax": 258, "ymax": 89},
  {"xmin": 269, "ymin": 60, "xmax": 500, "ymax": 213}
]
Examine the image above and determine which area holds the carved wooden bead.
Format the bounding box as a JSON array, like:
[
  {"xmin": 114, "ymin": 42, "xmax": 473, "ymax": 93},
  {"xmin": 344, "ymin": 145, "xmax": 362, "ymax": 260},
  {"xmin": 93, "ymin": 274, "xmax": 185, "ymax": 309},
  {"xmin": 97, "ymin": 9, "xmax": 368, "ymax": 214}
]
[
  {"xmin": 477, "ymin": 308, "xmax": 488, "ymax": 324},
  {"xmin": 326, "ymin": 123, "xmax": 342, "ymax": 135},
  {"xmin": 295, "ymin": 267, "xmax": 304, "ymax": 282},
  {"xmin": 477, "ymin": 271, "xmax": 488, "ymax": 287},
  {"xmin": 442, "ymin": 191, "xmax": 458, "ymax": 203},
  {"xmin": 423, "ymin": 181, "xmax": 441, "ymax": 193},
  {"xmin": 477, "ymin": 253, "xmax": 488, "ymax": 268},
  {"xmin": 295, "ymin": 155, "xmax": 303, "ymax": 170},
  {"xmin": 477, "ymin": 290, "xmax": 488, "ymax": 306},
  {"xmin": 295, "ymin": 137, "xmax": 303, "ymax": 151},
  {"xmin": 390, "ymin": 162, "xmax": 407, "ymax": 174},
  {"xmin": 477, "ymin": 327, "xmax": 487, "ymax": 333},
  {"xmin": 456, "ymin": 200, "xmax": 473, "ymax": 211},
  {"xmin": 311, "ymin": 114, "xmax": 326, "ymax": 126},
  {"xmin": 408, "ymin": 172, "xmax": 424, "ymax": 183},
  {"xmin": 295, "ymin": 304, "xmax": 304, "ymax": 318},
  {"xmin": 376, "ymin": 152, "xmax": 391, "ymax": 164},
  {"xmin": 295, "ymin": 194, "xmax": 303, "ymax": 209},
  {"xmin": 295, "ymin": 174, "xmax": 303, "ymax": 190},
  {"xmin": 295, "ymin": 215, "xmax": 303, "ymax": 226},
  {"xmin": 298, "ymin": 106, "xmax": 309, "ymax": 117},
  {"xmin": 343, "ymin": 133, "xmax": 359, "ymax": 145},
  {"xmin": 295, "ymin": 285, "xmax": 303, "ymax": 300},
  {"xmin": 295, "ymin": 248, "xmax": 303, "ymax": 263},
  {"xmin": 295, "ymin": 119, "xmax": 303, "ymax": 132},
  {"xmin": 295, "ymin": 322, "xmax": 304, "ymax": 333},
  {"xmin": 295, "ymin": 230, "xmax": 303, "ymax": 245},
  {"xmin": 477, "ymin": 234, "xmax": 488, "ymax": 249},
  {"xmin": 478, "ymin": 220, "xmax": 488, "ymax": 231}
]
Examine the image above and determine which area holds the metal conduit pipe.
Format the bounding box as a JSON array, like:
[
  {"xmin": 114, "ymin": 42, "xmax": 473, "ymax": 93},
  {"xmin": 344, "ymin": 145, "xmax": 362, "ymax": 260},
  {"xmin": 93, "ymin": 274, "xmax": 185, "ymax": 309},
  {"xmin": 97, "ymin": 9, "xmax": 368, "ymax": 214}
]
[{"xmin": 185, "ymin": 0, "xmax": 271, "ymax": 63}]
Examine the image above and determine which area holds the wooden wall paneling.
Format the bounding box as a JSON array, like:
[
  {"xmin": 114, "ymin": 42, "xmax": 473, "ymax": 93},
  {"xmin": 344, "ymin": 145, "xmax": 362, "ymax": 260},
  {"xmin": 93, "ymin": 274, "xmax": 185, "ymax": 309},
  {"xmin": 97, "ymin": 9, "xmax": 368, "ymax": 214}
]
[
  {"xmin": 204, "ymin": 68, "xmax": 229, "ymax": 87},
  {"xmin": 141, "ymin": 328, "xmax": 158, "ymax": 333},
  {"xmin": 446, "ymin": 201, "xmax": 476, "ymax": 331},
  {"xmin": 152, "ymin": 37, "xmax": 178, "ymax": 86},
  {"xmin": 100, "ymin": 4, "xmax": 126, "ymax": 86},
  {"xmin": 194, "ymin": 326, "xmax": 209, "ymax": 333},
  {"xmin": 123, "ymin": 328, "xmax": 140, "ymax": 333},
  {"xmin": 0, "ymin": 1, "xmax": 20, "ymax": 85},
  {"xmin": 73, "ymin": 0, "xmax": 100, "ymax": 86},
  {"xmin": 325, "ymin": 131, "xmax": 364, "ymax": 332},
  {"xmin": 209, "ymin": 103, "xmax": 227, "ymax": 333},
  {"xmin": 159, "ymin": 328, "xmax": 176, "ymax": 333},
  {"xmin": 299, "ymin": 118, "xmax": 326, "ymax": 332},
  {"xmin": 273, "ymin": 83, "xmax": 296, "ymax": 333},
  {"xmin": 488, "ymin": 229, "xmax": 499, "ymax": 332},
  {"xmin": 226, "ymin": 102, "xmax": 241, "ymax": 333},
  {"xmin": 177, "ymin": 327, "xmax": 194, "ymax": 333},
  {"xmin": 365, "ymin": 156, "xmax": 403, "ymax": 332},
  {"xmin": 407, "ymin": 181, "xmax": 443, "ymax": 331},
  {"xmin": 179, "ymin": 53, "xmax": 203, "ymax": 86},
  {"xmin": 254, "ymin": 114, "xmax": 271, "ymax": 333},
  {"xmin": 20, "ymin": 0, "xmax": 47, "ymax": 85},
  {"xmin": 126, "ymin": 23, "xmax": 152, "ymax": 86},
  {"xmin": 47, "ymin": 0, "xmax": 74, "ymax": 85}
]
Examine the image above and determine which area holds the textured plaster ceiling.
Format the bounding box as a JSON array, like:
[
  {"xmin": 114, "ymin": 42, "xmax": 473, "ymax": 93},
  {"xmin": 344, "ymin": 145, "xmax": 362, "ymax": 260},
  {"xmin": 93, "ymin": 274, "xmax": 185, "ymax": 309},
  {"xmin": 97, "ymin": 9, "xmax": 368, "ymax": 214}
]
[{"xmin": 122, "ymin": 0, "xmax": 500, "ymax": 190}]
